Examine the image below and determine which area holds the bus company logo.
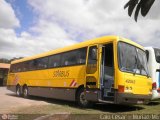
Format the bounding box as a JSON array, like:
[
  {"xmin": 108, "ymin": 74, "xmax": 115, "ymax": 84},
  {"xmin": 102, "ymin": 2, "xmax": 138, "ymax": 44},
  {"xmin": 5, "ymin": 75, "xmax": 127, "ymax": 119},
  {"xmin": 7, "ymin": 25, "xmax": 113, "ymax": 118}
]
[
  {"xmin": 1, "ymin": 114, "xmax": 8, "ymax": 120},
  {"xmin": 70, "ymin": 80, "xmax": 77, "ymax": 87},
  {"xmin": 13, "ymin": 74, "xmax": 19, "ymax": 85}
]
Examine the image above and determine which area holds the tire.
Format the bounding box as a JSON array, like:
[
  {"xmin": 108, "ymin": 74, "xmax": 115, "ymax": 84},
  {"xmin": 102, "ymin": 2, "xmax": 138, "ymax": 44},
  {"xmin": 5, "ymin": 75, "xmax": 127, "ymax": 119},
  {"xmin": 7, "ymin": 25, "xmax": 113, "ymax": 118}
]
[
  {"xmin": 77, "ymin": 88, "xmax": 89, "ymax": 108},
  {"xmin": 16, "ymin": 85, "xmax": 21, "ymax": 97},
  {"xmin": 23, "ymin": 86, "xmax": 29, "ymax": 98}
]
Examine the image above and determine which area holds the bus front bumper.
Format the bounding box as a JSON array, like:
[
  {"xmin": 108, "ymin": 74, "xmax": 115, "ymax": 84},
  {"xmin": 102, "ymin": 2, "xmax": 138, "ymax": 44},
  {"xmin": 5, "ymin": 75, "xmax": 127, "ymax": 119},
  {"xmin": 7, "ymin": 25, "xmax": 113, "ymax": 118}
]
[{"xmin": 115, "ymin": 93, "xmax": 152, "ymax": 105}]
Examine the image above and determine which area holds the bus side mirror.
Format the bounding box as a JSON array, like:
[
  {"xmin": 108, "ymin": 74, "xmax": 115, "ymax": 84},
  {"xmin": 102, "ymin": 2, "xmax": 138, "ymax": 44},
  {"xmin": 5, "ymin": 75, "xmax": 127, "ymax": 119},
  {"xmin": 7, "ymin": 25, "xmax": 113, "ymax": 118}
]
[{"xmin": 157, "ymin": 56, "xmax": 160, "ymax": 63}]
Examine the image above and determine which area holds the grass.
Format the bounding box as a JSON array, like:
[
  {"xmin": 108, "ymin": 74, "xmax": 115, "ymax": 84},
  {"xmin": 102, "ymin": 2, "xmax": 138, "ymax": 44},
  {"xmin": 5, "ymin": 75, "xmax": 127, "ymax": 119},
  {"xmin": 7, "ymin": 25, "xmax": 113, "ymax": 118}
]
[{"xmin": 10, "ymin": 97, "xmax": 160, "ymax": 120}]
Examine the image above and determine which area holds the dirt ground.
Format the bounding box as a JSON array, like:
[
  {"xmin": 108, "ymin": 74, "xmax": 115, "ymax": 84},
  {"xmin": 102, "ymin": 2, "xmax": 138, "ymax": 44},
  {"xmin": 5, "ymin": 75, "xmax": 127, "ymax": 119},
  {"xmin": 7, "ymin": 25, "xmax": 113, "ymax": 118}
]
[
  {"xmin": 0, "ymin": 87, "xmax": 49, "ymax": 114},
  {"xmin": 0, "ymin": 87, "xmax": 160, "ymax": 120}
]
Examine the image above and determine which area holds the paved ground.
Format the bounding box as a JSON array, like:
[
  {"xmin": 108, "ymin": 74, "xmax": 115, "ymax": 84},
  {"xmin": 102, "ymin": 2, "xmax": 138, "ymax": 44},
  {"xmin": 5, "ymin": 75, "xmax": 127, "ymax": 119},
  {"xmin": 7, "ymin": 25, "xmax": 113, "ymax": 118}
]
[{"xmin": 0, "ymin": 87, "xmax": 49, "ymax": 114}]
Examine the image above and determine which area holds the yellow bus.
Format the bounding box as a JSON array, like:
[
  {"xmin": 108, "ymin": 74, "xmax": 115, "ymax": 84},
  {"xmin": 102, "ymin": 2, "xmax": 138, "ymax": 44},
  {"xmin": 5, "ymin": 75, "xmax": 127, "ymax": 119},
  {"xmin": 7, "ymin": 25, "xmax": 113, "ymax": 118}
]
[{"xmin": 7, "ymin": 36, "xmax": 152, "ymax": 107}]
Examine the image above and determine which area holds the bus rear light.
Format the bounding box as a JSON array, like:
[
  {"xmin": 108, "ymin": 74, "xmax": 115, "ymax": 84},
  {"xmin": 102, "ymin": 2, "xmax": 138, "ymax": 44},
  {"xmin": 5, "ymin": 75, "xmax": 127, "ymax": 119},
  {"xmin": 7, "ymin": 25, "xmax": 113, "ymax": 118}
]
[
  {"xmin": 152, "ymin": 82, "xmax": 157, "ymax": 90},
  {"xmin": 118, "ymin": 85, "xmax": 124, "ymax": 93}
]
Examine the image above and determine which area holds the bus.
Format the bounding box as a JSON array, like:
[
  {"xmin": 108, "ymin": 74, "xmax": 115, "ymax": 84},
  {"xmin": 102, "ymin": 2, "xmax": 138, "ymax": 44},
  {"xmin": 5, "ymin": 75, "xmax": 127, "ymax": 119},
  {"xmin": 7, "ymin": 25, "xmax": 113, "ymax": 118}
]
[
  {"xmin": 145, "ymin": 47, "xmax": 160, "ymax": 100},
  {"xmin": 7, "ymin": 36, "xmax": 152, "ymax": 107}
]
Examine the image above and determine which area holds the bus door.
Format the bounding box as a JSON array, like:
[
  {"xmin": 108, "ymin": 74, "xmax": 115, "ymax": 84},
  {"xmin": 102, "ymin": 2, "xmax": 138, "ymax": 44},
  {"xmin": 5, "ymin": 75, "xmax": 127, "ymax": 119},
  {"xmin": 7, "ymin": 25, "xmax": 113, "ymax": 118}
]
[
  {"xmin": 85, "ymin": 45, "xmax": 99, "ymax": 101},
  {"xmin": 100, "ymin": 43, "xmax": 114, "ymax": 101}
]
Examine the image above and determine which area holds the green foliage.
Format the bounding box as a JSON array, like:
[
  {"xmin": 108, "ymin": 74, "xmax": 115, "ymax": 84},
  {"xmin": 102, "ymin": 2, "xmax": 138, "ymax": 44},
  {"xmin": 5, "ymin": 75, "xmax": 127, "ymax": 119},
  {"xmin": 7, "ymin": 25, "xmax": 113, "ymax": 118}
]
[
  {"xmin": 0, "ymin": 57, "xmax": 24, "ymax": 63},
  {"xmin": 124, "ymin": 0, "xmax": 155, "ymax": 21}
]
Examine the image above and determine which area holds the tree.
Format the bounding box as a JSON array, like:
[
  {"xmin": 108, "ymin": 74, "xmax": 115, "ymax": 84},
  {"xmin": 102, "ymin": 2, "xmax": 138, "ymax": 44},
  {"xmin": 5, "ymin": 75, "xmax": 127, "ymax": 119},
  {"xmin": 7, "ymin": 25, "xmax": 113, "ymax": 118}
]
[
  {"xmin": 0, "ymin": 58, "xmax": 10, "ymax": 63},
  {"xmin": 10, "ymin": 57, "xmax": 24, "ymax": 62},
  {"xmin": 124, "ymin": 0, "xmax": 155, "ymax": 21},
  {"xmin": 0, "ymin": 57, "xmax": 24, "ymax": 64}
]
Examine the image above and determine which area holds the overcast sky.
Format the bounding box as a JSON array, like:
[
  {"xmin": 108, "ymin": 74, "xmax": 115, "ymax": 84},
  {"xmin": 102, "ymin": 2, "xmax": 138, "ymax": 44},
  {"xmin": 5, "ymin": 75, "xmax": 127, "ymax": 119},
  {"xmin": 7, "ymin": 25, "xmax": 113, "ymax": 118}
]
[{"xmin": 0, "ymin": 0, "xmax": 160, "ymax": 59}]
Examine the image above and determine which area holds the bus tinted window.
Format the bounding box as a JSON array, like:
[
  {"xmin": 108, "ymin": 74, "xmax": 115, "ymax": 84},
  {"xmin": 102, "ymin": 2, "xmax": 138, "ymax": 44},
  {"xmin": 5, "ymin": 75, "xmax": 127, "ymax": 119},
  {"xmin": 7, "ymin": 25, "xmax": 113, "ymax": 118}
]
[
  {"xmin": 10, "ymin": 48, "xmax": 87, "ymax": 72},
  {"xmin": 23, "ymin": 61, "xmax": 29, "ymax": 71},
  {"xmin": 10, "ymin": 64, "xmax": 15, "ymax": 73},
  {"xmin": 88, "ymin": 46, "xmax": 97, "ymax": 64},
  {"xmin": 77, "ymin": 48, "xmax": 87, "ymax": 64},
  {"xmin": 28, "ymin": 60, "xmax": 34, "ymax": 70},
  {"xmin": 17, "ymin": 63, "xmax": 22, "ymax": 72},
  {"xmin": 61, "ymin": 50, "xmax": 78, "ymax": 66},
  {"xmin": 37, "ymin": 57, "xmax": 48, "ymax": 69},
  {"xmin": 61, "ymin": 47, "xmax": 87, "ymax": 66},
  {"xmin": 49, "ymin": 54, "xmax": 61, "ymax": 68},
  {"xmin": 13, "ymin": 64, "xmax": 17, "ymax": 72}
]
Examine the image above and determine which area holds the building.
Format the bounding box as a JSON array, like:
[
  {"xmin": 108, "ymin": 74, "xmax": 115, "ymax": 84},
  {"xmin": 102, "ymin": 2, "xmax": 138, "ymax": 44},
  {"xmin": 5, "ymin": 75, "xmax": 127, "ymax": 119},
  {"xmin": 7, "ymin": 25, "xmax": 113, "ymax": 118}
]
[{"xmin": 0, "ymin": 63, "xmax": 10, "ymax": 86}]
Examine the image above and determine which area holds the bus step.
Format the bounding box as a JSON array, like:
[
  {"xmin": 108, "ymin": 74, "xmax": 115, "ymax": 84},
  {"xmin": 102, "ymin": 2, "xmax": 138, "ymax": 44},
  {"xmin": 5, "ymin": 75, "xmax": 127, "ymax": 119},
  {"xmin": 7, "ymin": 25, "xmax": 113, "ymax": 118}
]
[
  {"xmin": 110, "ymin": 87, "xmax": 115, "ymax": 92},
  {"xmin": 104, "ymin": 92, "xmax": 114, "ymax": 97},
  {"xmin": 107, "ymin": 92, "xmax": 114, "ymax": 96},
  {"xmin": 103, "ymin": 88, "xmax": 114, "ymax": 93},
  {"xmin": 103, "ymin": 96, "xmax": 114, "ymax": 101}
]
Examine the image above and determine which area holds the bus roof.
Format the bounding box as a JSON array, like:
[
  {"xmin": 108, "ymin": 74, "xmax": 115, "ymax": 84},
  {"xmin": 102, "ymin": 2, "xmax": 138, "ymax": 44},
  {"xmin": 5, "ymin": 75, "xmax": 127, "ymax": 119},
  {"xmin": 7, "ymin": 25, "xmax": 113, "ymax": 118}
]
[{"xmin": 11, "ymin": 36, "xmax": 143, "ymax": 64}]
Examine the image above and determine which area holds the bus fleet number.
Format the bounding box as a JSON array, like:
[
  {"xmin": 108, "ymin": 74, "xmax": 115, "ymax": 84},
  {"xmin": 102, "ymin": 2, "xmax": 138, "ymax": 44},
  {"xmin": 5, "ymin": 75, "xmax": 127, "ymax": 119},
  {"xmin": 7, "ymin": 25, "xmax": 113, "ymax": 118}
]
[{"xmin": 125, "ymin": 79, "xmax": 135, "ymax": 84}]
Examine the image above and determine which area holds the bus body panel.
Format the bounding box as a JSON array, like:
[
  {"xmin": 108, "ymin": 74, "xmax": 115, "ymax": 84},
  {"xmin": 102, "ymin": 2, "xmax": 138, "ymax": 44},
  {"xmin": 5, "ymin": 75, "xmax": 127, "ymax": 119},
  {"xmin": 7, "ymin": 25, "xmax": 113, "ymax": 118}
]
[
  {"xmin": 7, "ymin": 65, "xmax": 86, "ymax": 88},
  {"xmin": 123, "ymin": 73, "xmax": 152, "ymax": 95},
  {"xmin": 113, "ymin": 70, "xmax": 152, "ymax": 104}
]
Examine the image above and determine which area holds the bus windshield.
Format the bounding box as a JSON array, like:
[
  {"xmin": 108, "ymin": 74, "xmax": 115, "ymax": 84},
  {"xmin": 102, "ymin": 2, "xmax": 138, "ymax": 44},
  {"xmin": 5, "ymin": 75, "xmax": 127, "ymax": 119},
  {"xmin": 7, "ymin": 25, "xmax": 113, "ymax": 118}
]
[
  {"xmin": 118, "ymin": 42, "xmax": 149, "ymax": 76},
  {"xmin": 154, "ymin": 48, "xmax": 160, "ymax": 63}
]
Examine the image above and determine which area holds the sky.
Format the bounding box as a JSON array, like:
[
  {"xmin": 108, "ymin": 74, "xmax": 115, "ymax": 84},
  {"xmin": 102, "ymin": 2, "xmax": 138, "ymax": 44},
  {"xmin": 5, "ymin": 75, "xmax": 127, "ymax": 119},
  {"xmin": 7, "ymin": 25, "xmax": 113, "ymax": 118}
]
[{"xmin": 0, "ymin": 0, "xmax": 160, "ymax": 59}]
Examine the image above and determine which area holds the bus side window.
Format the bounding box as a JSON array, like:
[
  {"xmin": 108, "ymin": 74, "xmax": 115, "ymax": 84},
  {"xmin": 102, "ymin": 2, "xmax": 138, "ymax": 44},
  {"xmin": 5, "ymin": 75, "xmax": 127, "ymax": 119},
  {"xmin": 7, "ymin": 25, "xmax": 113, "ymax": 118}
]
[
  {"xmin": 17, "ymin": 63, "xmax": 21, "ymax": 72},
  {"xmin": 88, "ymin": 46, "xmax": 97, "ymax": 64},
  {"xmin": 10, "ymin": 64, "xmax": 14, "ymax": 73},
  {"xmin": 48, "ymin": 54, "xmax": 61, "ymax": 68},
  {"xmin": 37, "ymin": 57, "xmax": 48, "ymax": 69},
  {"xmin": 87, "ymin": 46, "xmax": 97, "ymax": 74},
  {"xmin": 23, "ymin": 62, "xmax": 28, "ymax": 71},
  {"xmin": 14, "ymin": 64, "xmax": 17, "ymax": 72},
  {"xmin": 77, "ymin": 47, "xmax": 87, "ymax": 64},
  {"xmin": 61, "ymin": 51, "xmax": 77, "ymax": 66}
]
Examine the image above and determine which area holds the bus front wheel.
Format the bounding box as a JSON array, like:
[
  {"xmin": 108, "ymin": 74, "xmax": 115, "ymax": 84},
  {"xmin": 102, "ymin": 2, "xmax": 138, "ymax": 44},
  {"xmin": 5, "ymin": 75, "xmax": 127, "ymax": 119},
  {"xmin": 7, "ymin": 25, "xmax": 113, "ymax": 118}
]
[{"xmin": 77, "ymin": 88, "xmax": 89, "ymax": 108}]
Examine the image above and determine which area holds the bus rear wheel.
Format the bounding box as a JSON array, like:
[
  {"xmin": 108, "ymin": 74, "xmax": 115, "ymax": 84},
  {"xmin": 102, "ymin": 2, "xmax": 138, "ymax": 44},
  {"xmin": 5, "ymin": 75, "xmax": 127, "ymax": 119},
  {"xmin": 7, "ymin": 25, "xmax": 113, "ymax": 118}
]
[
  {"xmin": 23, "ymin": 86, "xmax": 29, "ymax": 98},
  {"xmin": 16, "ymin": 85, "xmax": 21, "ymax": 97},
  {"xmin": 77, "ymin": 88, "xmax": 89, "ymax": 108}
]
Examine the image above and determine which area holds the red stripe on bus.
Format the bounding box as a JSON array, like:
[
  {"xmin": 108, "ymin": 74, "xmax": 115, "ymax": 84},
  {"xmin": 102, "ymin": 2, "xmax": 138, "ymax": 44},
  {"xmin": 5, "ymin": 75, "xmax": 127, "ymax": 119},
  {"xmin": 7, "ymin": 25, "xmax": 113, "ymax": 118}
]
[
  {"xmin": 70, "ymin": 80, "xmax": 75, "ymax": 86},
  {"xmin": 73, "ymin": 82, "xmax": 77, "ymax": 87}
]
